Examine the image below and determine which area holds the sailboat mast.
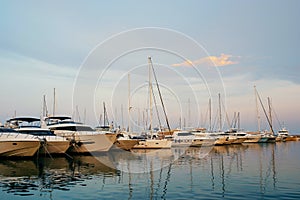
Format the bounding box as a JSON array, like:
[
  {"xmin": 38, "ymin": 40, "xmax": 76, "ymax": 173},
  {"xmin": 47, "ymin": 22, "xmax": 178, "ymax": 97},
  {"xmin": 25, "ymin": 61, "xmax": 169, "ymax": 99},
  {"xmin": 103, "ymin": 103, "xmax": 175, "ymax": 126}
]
[
  {"xmin": 237, "ymin": 112, "xmax": 240, "ymax": 131},
  {"xmin": 121, "ymin": 104, "xmax": 124, "ymax": 130},
  {"xmin": 43, "ymin": 95, "xmax": 48, "ymax": 117},
  {"xmin": 148, "ymin": 57, "xmax": 153, "ymax": 132},
  {"xmin": 255, "ymin": 87, "xmax": 275, "ymax": 134},
  {"xmin": 268, "ymin": 97, "xmax": 274, "ymax": 135},
  {"xmin": 103, "ymin": 102, "xmax": 106, "ymax": 126},
  {"xmin": 218, "ymin": 93, "xmax": 222, "ymax": 131},
  {"xmin": 149, "ymin": 57, "xmax": 172, "ymax": 132},
  {"xmin": 254, "ymin": 85, "xmax": 261, "ymax": 132},
  {"xmin": 188, "ymin": 98, "xmax": 191, "ymax": 128},
  {"xmin": 128, "ymin": 73, "xmax": 131, "ymax": 132},
  {"xmin": 53, "ymin": 88, "xmax": 56, "ymax": 116},
  {"xmin": 209, "ymin": 98, "xmax": 212, "ymax": 132}
]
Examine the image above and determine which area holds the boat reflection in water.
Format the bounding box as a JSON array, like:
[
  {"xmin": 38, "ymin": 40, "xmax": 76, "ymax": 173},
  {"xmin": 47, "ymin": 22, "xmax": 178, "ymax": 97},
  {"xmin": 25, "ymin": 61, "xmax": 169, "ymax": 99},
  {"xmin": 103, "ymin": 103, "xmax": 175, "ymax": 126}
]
[
  {"xmin": 0, "ymin": 154, "xmax": 119, "ymax": 197},
  {"xmin": 1, "ymin": 143, "xmax": 299, "ymax": 199}
]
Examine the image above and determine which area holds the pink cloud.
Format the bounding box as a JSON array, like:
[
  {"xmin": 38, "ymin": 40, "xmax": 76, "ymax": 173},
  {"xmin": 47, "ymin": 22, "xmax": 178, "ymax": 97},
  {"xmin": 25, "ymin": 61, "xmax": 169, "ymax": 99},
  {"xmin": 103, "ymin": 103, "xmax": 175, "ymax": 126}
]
[{"xmin": 172, "ymin": 54, "xmax": 238, "ymax": 67}]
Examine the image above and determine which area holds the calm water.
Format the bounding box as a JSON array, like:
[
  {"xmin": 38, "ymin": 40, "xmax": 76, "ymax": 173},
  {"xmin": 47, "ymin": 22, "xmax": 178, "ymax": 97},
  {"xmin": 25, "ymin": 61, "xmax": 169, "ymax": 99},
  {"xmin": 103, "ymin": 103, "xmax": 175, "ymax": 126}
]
[{"xmin": 1, "ymin": 142, "xmax": 300, "ymax": 200}]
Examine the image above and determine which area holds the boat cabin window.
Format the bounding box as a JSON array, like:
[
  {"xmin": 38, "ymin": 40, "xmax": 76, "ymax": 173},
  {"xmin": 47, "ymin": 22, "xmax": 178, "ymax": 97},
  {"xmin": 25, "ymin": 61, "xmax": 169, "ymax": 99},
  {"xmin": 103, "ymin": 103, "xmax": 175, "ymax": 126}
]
[
  {"xmin": 177, "ymin": 132, "xmax": 193, "ymax": 136},
  {"xmin": 0, "ymin": 128, "xmax": 17, "ymax": 133},
  {"xmin": 18, "ymin": 130, "xmax": 55, "ymax": 136},
  {"xmin": 51, "ymin": 126, "xmax": 94, "ymax": 131}
]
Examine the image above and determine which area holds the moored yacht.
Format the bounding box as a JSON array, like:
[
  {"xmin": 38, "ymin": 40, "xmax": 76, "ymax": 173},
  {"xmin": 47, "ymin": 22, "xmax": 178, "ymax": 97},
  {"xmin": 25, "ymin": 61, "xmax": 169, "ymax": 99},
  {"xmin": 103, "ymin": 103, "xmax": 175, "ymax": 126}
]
[
  {"xmin": 0, "ymin": 127, "xmax": 40, "ymax": 157},
  {"xmin": 171, "ymin": 130, "xmax": 195, "ymax": 147},
  {"xmin": 44, "ymin": 116, "xmax": 115, "ymax": 153},
  {"xmin": 276, "ymin": 127, "xmax": 289, "ymax": 141},
  {"xmin": 225, "ymin": 128, "xmax": 247, "ymax": 144},
  {"xmin": 190, "ymin": 129, "xmax": 216, "ymax": 147},
  {"xmin": 113, "ymin": 131, "xmax": 140, "ymax": 151},
  {"xmin": 243, "ymin": 132, "xmax": 262, "ymax": 143},
  {"xmin": 133, "ymin": 130, "xmax": 172, "ymax": 149},
  {"xmin": 6, "ymin": 117, "xmax": 70, "ymax": 155}
]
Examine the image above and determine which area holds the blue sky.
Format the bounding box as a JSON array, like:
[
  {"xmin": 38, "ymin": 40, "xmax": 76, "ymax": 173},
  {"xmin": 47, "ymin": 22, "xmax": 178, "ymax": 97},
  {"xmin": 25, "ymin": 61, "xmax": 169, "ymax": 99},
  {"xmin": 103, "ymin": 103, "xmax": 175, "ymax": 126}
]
[{"xmin": 0, "ymin": 0, "xmax": 299, "ymax": 133}]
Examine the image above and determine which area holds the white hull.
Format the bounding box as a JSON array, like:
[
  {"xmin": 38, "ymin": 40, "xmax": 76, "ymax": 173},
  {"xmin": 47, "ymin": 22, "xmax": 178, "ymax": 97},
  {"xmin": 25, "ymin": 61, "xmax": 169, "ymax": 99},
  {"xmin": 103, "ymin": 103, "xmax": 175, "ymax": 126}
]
[
  {"xmin": 191, "ymin": 138, "xmax": 216, "ymax": 147},
  {"xmin": 39, "ymin": 140, "xmax": 70, "ymax": 154},
  {"xmin": 243, "ymin": 135, "xmax": 261, "ymax": 143},
  {"xmin": 0, "ymin": 133, "xmax": 40, "ymax": 157},
  {"xmin": 133, "ymin": 139, "xmax": 172, "ymax": 149},
  {"xmin": 55, "ymin": 132, "xmax": 114, "ymax": 153}
]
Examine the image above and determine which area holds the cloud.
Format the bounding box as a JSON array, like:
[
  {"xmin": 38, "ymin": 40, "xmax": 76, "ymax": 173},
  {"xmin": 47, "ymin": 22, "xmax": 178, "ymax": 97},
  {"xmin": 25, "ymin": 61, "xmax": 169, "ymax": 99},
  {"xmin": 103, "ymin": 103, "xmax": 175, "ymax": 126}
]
[{"xmin": 172, "ymin": 54, "xmax": 238, "ymax": 67}]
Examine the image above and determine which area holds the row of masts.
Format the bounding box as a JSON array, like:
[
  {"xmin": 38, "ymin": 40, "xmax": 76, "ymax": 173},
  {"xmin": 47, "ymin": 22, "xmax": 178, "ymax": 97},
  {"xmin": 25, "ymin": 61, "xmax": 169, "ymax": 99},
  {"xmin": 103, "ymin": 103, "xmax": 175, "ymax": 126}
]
[{"xmin": 35, "ymin": 58, "xmax": 282, "ymax": 135}]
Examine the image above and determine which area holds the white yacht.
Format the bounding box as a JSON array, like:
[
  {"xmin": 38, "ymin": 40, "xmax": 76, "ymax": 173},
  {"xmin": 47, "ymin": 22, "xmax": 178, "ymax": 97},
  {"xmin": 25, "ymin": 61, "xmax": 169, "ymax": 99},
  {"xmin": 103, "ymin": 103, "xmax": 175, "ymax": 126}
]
[
  {"xmin": 0, "ymin": 127, "xmax": 40, "ymax": 157},
  {"xmin": 44, "ymin": 116, "xmax": 115, "ymax": 153},
  {"xmin": 133, "ymin": 130, "xmax": 172, "ymax": 149},
  {"xmin": 6, "ymin": 117, "xmax": 70, "ymax": 155},
  {"xmin": 276, "ymin": 127, "xmax": 289, "ymax": 141},
  {"xmin": 172, "ymin": 130, "xmax": 195, "ymax": 147}
]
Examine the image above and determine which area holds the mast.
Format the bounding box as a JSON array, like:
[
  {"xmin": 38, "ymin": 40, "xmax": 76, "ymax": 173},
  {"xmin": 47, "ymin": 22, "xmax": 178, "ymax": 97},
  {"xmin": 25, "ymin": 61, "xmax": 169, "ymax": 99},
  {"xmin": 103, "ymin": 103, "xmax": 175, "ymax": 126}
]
[
  {"xmin": 128, "ymin": 73, "xmax": 131, "ymax": 132},
  {"xmin": 218, "ymin": 93, "xmax": 222, "ymax": 131},
  {"xmin": 209, "ymin": 98, "xmax": 212, "ymax": 132},
  {"xmin": 268, "ymin": 97, "xmax": 274, "ymax": 135},
  {"xmin": 188, "ymin": 98, "xmax": 191, "ymax": 128},
  {"xmin": 237, "ymin": 112, "xmax": 240, "ymax": 131},
  {"xmin": 255, "ymin": 86, "xmax": 275, "ymax": 134},
  {"xmin": 43, "ymin": 95, "xmax": 48, "ymax": 117},
  {"xmin": 149, "ymin": 56, "xmax": 171, "ymax": 132},
  {"xmin": 148, "ymin": 57, "xmax": 153, "ymax": 133},
  {"xmin": 121, "ymin": 104, "xmax": 124, "ymax": 130},
  {"xmin": 254, "ymin": 85, "xmax": 261, "ymax": 132},
  {"xmin": 103, "ymin": 102, "xmax": 106, "ymax": 126},
  {"xmin": 53, "ymin": 88, "xmax": 56, "ymax": 116}
]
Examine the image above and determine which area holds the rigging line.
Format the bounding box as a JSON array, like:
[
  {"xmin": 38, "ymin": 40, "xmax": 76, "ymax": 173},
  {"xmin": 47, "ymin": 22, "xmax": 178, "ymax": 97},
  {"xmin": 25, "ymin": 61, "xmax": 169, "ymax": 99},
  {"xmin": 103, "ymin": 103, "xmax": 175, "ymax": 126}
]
[
  {"xmin": 150, "ymin": 58, "xmax": 171, "ymax": 132},
  {"xmin": 220, "ymin": 97, "xmax": 231, "ymax": 129},
  {"xmin": 255, "ymin": 87, "xmax": 275, "ymax": 134},
  {"xmin": 203, "ymin": 103, "xmax": 209, "ymax": 129},
  {"xmin": 272, "ymin": 104, "xmax": 283, "ymax": 129},
  {"xmin": 151, "ymin": 81, "xmax": 162, "ymax": 128}
]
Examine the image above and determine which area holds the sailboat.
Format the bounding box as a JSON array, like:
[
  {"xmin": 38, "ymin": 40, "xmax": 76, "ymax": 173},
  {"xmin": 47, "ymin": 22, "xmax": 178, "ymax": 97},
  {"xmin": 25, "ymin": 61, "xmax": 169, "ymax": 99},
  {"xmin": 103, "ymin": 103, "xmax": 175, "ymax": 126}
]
[
  {"xmin": 254, "ymin": 86, "xmax": 276, "ymax": 143},
  {"xmin": 133, "ymin": 57, "xmax": 172, "ymax": 149}
]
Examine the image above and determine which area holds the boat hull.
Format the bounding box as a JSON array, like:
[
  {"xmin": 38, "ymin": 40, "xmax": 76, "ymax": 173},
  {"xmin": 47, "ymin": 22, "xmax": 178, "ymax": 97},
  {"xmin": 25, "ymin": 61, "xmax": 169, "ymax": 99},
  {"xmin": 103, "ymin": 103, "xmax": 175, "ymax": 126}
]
[
  {"xmin": 0, "ymin": 140, "xmax": 40, "ymax": 157},
  {"xmin": 190, "ymin": 138, "xmax": 216, "ymax": 147},
  {"xmin": 69, "ymin": 133, "xmax": 114, "ymax": 153},
  {"xmin": 115, "ymin": 139, "xmax": 140, "ymax": 151},
  {"xmin": 39, "ymin": 140, "xmax": 70, "ymax": 154},
  {"xmin": 133, "ymin": 139, "xmax": 172, "ymax": 149}
]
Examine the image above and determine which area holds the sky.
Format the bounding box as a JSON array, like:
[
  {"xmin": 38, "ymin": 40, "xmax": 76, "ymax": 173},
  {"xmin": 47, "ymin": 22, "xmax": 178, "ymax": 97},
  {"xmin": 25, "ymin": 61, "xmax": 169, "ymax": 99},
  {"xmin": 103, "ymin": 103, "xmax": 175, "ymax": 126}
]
[{"xmin": 0, "ymin": 0, "xmax": 299, "ymax": 133}]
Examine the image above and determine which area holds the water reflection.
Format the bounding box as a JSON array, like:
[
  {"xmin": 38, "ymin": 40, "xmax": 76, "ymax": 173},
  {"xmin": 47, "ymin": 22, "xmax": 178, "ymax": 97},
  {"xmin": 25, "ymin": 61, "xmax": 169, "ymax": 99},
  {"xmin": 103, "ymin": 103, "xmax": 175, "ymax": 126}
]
[
  {"xmin": 0, "ymin": 143, "xmax": 298, "ymax": 199},
  {"xmin": 0, "ymin": 154, "xmax": 119, "ymax": 197}
]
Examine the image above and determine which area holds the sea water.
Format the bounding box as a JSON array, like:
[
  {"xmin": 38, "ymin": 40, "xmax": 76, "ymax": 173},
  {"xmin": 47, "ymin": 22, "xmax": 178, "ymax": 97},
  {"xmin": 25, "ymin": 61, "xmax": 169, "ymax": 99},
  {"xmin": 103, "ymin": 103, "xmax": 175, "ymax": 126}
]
[{"xmin": 0, "ymin": 142, "xmax": 300, "ymax": 200}]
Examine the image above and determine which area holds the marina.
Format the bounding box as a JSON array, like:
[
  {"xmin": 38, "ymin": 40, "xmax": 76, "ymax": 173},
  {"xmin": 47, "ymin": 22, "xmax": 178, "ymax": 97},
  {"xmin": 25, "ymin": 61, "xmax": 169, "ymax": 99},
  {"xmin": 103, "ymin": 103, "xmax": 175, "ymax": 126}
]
[
  {"xmin": 0, "ymin": 142, "xmax": 299, "ymax": 199},
  {"xmin": 1, "ymin": 1, "xmax": 299, "ymax": 199}
]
